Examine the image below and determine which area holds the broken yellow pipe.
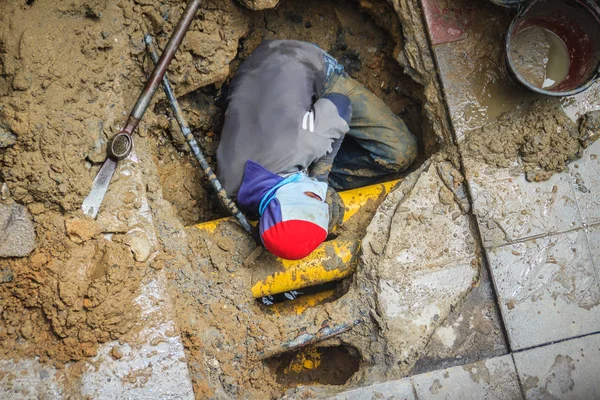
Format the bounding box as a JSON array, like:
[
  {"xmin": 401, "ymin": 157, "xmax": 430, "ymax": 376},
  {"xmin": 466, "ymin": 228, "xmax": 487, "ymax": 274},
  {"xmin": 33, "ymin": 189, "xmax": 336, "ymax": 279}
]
[
  {"xmin": 192, "ymin": 180, "xmax": 399, "ymax": 233},
  {"xmin": 188, "ymin": 180, "xmax": 399, "ymax": 298},
  {"xmin": 251, "ymin": 239, "xmax": 359, "ymax": 298},
  {"xmin": 338, "ymin": 180, "xmax": 398, "ymax": 222}
]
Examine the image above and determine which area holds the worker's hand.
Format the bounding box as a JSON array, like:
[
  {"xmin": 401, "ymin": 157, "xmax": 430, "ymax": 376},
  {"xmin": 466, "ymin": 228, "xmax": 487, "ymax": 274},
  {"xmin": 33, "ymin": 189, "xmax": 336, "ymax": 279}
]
[{"xmin": 326, "ymin": 186, "xmax": 344, "ymax": 232}]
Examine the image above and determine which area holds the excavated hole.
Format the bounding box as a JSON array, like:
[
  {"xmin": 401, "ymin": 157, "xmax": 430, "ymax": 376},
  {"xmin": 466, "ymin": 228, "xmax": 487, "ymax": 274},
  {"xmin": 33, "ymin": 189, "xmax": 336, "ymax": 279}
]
[
  {"xmin": 152, "ymin": 1, "xmax": 438, "ymax": 391},
  {"xmin": 157, "ymin": 0, "xmax": 435, "ymax": 226},
  {"xmin": 266, "ymin": 345, "xmax": 361, "ymax": 387}
]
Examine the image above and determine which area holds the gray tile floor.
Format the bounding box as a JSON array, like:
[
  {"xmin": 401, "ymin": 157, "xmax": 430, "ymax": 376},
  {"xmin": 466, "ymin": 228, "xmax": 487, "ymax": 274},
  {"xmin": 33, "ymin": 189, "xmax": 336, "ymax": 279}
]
[
  {"xmin": 335, "ymin": 333, "xmax": 600, "ymax": 399},
  {"xmin": 487, "ymin": 228, "xmax": 600, "ymax": 350},
  {"xmin": 513, "ymin": 333, "xmax": 600, "ymax": 400},
  {"xmin": 371, "ymin": 0, "xmax": 600, "ymax": 398}
]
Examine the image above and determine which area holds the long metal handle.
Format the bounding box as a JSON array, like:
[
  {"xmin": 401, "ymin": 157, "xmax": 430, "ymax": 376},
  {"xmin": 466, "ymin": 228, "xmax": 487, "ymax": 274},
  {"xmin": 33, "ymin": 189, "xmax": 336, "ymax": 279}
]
[
  {"xmin": 145, "ymin": 35, "xmax": 254, "ymax": 235},
  {"xmin": 122, "ymin": 0, "xmax": 202, "ymax": 136}
]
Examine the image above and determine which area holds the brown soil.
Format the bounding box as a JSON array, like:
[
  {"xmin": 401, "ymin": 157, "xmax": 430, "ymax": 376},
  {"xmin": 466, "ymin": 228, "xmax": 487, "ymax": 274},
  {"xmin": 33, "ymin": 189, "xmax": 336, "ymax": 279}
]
[{"xmin": 0, "ymin": 0, "xmax": 445, "ymax": 398}]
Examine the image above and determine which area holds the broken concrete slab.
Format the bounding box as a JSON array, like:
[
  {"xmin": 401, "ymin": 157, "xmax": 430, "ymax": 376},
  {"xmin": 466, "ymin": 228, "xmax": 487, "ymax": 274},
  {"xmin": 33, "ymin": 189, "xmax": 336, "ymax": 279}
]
[
  {"xmin": 465, "ymin": 158, "xmax": 582, "ymax": 248},
  {"xmin": 487, "ymin": 229, "xmax": 600, "ymax": 350},
  {"xmin": 513, "ymin": 333, "xmax": 600, "ymax": 400},
  {"xmin": 0, "ymin": 275, "xmax": 195, "ymax": 400},
  {"xmin": 0, "ymin": 140, "xmax": 194, "ymax": 399},
  {"xmin": 0, "ymin": 202, "xmax": 36, "ymax": 257},
  {"xmin": 373, "ymin": 161, "xmax": 476, "ymax": 268},
  {"xmin": 80, "ymin": 273, "xmax": 194, "ymax": 400},
  {"xmin": 412, "ymin": 354, "xmax": 522, "ymax": 399},
  {"xmin": 359, "ymin": 161, "xmax": 479, "ymax": 376},
  {"xmin": 326, "ymin": 378, "xmax": 415, "ymax": 400},
  {"xmin": 0, "ymin": 359, "xmax": 64, "ymax": 399},
  {"xmin": 410, "ymin": 263, "xmax": 507, "ymax": 375}
]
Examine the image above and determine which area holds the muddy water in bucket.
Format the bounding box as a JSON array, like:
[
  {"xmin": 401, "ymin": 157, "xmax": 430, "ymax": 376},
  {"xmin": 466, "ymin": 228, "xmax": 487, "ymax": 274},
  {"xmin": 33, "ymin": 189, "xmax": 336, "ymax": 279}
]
[
  {"xmin": 510, "ymin": 26, "xmax": 570, "ymax": 89},
  {"xmin": 506, "ymin": 0, "xmax": 600, "ymax": 96}
]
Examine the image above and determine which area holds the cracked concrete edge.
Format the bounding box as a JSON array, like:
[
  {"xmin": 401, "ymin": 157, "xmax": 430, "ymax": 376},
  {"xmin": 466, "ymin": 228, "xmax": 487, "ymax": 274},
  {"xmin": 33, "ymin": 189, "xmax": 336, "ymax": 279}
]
[
  {"xmin": 322, "ymin": 353, "xmax": 522, "ymax": 400},
  {"xmin": 387, "ymin": 0, "xmax": 455, "ymax": 150},
  {"xmin": 361, "ymin": 159, "xmax": 432, "ymax": 264},
  {"xmin": 356, "ymin": 160, "xmax": 480, "ymax": 379}
]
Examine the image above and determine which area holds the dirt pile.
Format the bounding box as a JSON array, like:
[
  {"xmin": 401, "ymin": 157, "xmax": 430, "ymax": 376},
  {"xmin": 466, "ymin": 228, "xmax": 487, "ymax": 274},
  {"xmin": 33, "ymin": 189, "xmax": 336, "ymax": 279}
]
[
  {"xmin": 0, "ymin": 0, "xmax": 243, "ymax": 366},
  {"xmin": 463, "ymin": 100, "xmax": 584, "ymax": 181}
]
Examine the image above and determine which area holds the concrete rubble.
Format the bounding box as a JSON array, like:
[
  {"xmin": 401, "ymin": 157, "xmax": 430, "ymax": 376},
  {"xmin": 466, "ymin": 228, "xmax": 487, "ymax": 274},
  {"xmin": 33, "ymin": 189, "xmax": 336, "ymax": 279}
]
[
  {"xmin": 0, "ymin": 203, "xmax": 36, "ymax": 258},
  {"xmin": 0, "ymin": 142, "xmax": 194, "ymax": 399}
]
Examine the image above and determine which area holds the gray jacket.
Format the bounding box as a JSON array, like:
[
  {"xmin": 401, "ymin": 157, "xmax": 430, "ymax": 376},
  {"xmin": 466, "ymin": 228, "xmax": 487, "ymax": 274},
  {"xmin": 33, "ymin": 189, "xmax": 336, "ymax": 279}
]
[{"xmin": 216, "ymin": 40, "xmax": 350, "ymax": 197}]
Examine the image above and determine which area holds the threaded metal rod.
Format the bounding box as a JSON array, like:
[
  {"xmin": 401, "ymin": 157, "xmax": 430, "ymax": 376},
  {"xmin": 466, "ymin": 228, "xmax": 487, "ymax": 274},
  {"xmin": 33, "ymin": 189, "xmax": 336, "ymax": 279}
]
[{"xmin": 145, "ymin": 35, "xmax": 253, "ymax": 235}]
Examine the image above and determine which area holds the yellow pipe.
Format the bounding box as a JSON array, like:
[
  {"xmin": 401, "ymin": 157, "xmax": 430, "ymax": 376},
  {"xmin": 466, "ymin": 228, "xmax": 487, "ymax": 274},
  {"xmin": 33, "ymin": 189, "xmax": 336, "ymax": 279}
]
[
  {"xmin": 191, "ymin": 180, "xmax": 399, "ymax": 233},
  {"xmin": 266, "ymin": 290, "xmax": 336, "ymax": 316},
  {"xmin": 338, "ymin": 180, "xmax": 398, "ymax": 222},
  {"xmin": 250, "ymin": 239, "xmax": 359, "ymax": 298},
  {"xmin": 284, "ymin": 348, "xmax": 322, "ymax": 374}
]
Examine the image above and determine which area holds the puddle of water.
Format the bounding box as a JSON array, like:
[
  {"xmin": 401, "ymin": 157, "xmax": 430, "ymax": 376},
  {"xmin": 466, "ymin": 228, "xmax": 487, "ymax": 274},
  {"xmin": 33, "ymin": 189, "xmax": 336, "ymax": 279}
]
[
  {"xmin": 460, "ymin": 73, "xmax": 536, "ymax": 132},
  {"xmin": 510, "ymin": 26, "xmax": 570, "ymax": 90}
]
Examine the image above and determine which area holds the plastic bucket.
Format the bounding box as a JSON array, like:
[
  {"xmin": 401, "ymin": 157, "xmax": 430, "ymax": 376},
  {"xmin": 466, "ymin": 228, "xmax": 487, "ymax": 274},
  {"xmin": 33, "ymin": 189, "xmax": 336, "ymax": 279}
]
[{"xmin": 505, "ymin": 0, "xmax": 600, "ymax": 96}]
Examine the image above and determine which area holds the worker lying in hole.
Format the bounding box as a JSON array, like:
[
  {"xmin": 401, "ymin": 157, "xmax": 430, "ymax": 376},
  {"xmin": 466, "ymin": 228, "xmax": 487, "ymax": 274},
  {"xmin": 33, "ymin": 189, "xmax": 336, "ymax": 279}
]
[{"xmin": 217, "ymin": 40, "xmax": 417, "ymax": 260}]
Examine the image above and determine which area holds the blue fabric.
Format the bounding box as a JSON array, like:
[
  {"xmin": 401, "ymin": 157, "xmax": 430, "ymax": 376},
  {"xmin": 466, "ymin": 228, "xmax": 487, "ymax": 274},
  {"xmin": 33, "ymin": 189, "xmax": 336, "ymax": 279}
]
[
  {"xmin": 259, "ymin": 198, "xmax": 282, "ymax": 235},
  {"xmin": 259, "ymin": 173, "xmax": 302, "ymax": 215},
  {"xmin": 323, "ymin": 93, "xmax": 352, "ymax": 123},
  {"xmin": 322, "ymin": 51, "xmax": 345, "ymax": 81},
  {"xmin": 237, "ymin": 160, "xmax": 284, "ymax": 216}
]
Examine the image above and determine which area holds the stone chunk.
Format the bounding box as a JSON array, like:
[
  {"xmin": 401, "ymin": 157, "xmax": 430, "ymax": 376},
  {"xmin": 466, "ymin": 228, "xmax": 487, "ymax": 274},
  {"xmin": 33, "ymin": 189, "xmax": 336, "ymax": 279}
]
[
  {"xmin": 237, "ymin": 0, "xmax": 280, "ymax": 10},
  {"xmin": 0, "ymin": 203, "xmax": 36, "ymax": 257},
  {"xmin": 0, "ymin": 125, "xmax": 17, "ymax": 148},
  {"xmin": 0, "ymin": 267, "xmax": 14, "ymax": 283},
  {"xmin": 12, "ymin": 70, "xmax": 32, "ymax": 91},
  {"xmin": 579, "ymin": 109, "xmax": 600, "ymax": 148},
  {"xmin": 123, "ymin": 229, "xmax": 154, "ymax": 262}
]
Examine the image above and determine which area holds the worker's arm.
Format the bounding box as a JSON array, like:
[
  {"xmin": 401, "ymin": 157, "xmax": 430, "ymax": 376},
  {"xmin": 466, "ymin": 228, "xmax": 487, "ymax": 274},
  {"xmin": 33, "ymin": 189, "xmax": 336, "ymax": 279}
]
[
  {"xmin": 306, "ymin": 93, "xmax": 351, "ymax": 232},
  {"xmin": 309, "ymin": 93, "xmax": 352, "ymax": 182}
]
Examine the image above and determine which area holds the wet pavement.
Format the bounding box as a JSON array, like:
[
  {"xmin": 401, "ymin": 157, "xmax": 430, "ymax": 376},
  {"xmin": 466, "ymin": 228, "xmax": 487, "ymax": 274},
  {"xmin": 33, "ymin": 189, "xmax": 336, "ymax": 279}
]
[{"xmin": 336, "ymin": 0, "xmax": 600, "ymax": 398}]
